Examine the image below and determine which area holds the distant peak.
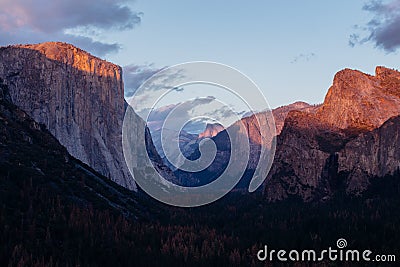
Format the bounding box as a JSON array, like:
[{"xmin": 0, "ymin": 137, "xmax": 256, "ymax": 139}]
[
  {"xmin": 198, "ymin": 123, "xmax": 224, "ymax": 139},
  {"xmin": 286, "ymin": 101, "xmax": 311, "ymax": 109}
]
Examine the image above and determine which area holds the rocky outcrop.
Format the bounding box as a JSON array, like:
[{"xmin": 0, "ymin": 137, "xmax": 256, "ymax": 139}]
[
  {"xmin": 175, "ymin": 110, "xmax": 277, "ymax": 188},
  {"xmin": 150, "ymin": 66, "xmax": 399, "ymax": 195},
  {"xmin": 123, "ymin": 105, "xmax": 178, "ymax": 185},
  {"xmin": 173, "ymin": 101, "xmax": 315, "ymax": 188},
  {"xmin": 0, "ymin": 42, "xmax": 138, "ymax": 189},
  {"xmin": 316, "ymin": 67, "xmax": 400, "ymax": 130},
  {"xmin": 272, "ymin": 101, "xmax": 316, "ymax": 135},
  {"xmin": 339, "ymin": 115, "xmax": 400, "ymax": 194},
  {"xmin": 264, "ymin": 66, "xmax": 400, "ymax": 201},
  {"xmin": 198, "ymin": 123, "xmax": 224, "ymax": 138},
  {"xmin": 265, "ymin": 111, "xmax": 354, "ymax": 201}
]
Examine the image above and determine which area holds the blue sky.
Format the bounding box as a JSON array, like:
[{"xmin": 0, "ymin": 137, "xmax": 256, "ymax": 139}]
[
  {"xmin": 104, "ymin": 0, "xmax": 400, "ymax": 108},
  {"xmin": 1, "ymin": 0, "xmax": 400, "ymax": 109}
]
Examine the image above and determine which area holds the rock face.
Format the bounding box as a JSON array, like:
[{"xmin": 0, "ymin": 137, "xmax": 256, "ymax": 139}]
[
  {"xmin": 0, "ymin": 79, "xmax": 149, "ymax": 219},
  {"xmin": 339, "ymin": 116, "xmax": 400, "ymax": 194},
  {"xmin": 172, "ymin": 101, "xmax": 315, "ymax": 188},
  {"xmin": 175, "ymin": 110, "xmax": 277, "ymax": 188},
  {"xmin": 264, "ymin": 111, "xmax": 353, "ymax": 201},
  {"xmin": 264, "ymin": 67, "xmax": 400, "ymax": 201},
  {"xmin": 123, "ymin": 105, "xmax": 178, "ymax": 185},
  {"xmin": 316, "ymin": 67, "xmax": 400, "ymax": 130},
  {"xmin": 0, "ymin": 42, "xmax": 136, "ymax": 189},
  {"xmin": 272, "ymin": 101, "xmax": 316, "ymax": 135},
  {"xmin": 198, "ymin": 123, "xmax": 224, "ymax": 138}
]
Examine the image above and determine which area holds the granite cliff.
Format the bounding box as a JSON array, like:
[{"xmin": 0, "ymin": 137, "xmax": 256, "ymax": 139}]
[
  {"xmin": 264, "ymin": 67, "xmax": 400, "ymax": 201},
  {"xmin": 339, "ymin": 115, "xmax": 400, "ymax": 194},
  {"xmin": 272, "ymin": 101, "xmax": 315, "ymax": 135},
  {"xmin": 316, "ymin": 67, "xmax": 400, "ymax": 130},
  {"xmin": 0, "ymin": 42, "xmax": 174, "ymax": 190},
  {"xmin": 198, "ymin": 123, "xmax": 224, "ymax": 139},
  {"xmin": 0, "ymin": 79, "xmax": 149, "ymax": 219},
  {"xmin": 4, "ymin": 42, "xmax": 397, "ymax": 199},
  {"xmin": 172, "ymin": 102, "xmax": 313, "ymax": 188}
]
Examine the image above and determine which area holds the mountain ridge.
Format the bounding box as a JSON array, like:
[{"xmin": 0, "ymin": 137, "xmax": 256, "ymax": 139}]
[
  {"xmin": 264, "ymin": 66, "xmax": 400, "ymax": 201},
  {"xmin": 0, "ymin": 42, "xmax": 176, "ymax": 190}
]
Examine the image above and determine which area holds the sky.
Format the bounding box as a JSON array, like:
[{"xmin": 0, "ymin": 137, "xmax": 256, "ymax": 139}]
[
  {"xmin": 107, "ymin": 0, "xmax": 400, "ymax": 108},
  {"xmin": 1, "ymin": 0, "xmax": 400, "ymax": 119}
]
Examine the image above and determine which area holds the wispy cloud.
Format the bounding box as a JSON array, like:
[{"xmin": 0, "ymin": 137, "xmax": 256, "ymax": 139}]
[
  {"xmin": 146, "ymin": 96, "xmax": 217, "ymax": 133},
  {"xmin": 290, "ymin": 53, "xmax": 316, "ymax": 64},
  {"xmin": 350, "ymin": 0, "xmax": 400, "ymax": 52},
  {"xmin": 147, "ymin": 96, "xmax": 217, "ymax": 123},
  {"xmin": 145, "ymin": 96, "xmax": 244, "ymax": 134},
  {"xmin": 123, "ymin": 63, "xmax": 164, "ymax": 97},
  {"xmin": 0, "ymin": 0, "xmax": 142, "ymax": 56}
]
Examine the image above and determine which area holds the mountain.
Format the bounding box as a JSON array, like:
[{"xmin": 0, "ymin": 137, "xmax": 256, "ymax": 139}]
[
  {"xmin": 0, "ymin": 42, "xmax": 133, "ymax": 189},
  {"xmin": 1, "ymin": 43, "xmax": 400, "ymax": 265},
  {"xmin": 0, "ymin": 78, "xmax": 152, "ymax": 227},
  {"xmin": 264, "ymin": 67, "xmax": 400, "ymax": 201},
  {"xmin": 150, "ymin": 123, "xmax": 224, "ymax": 172},
  {"xmin": 316, "ymin": 67, "xmax": 400, "ymax": 130},
  {"xmin": 339, "ymin": 115, "xmax": 400, "ymax": 194},
  {"xmin": 170, "ymin": 102, "xmax": 313, "ymax": 188},
  {"xmin": 169, "ymin": 112, "xmax": 271, "ymax": 188},
  {"xmin": 150, "ymin": 128, "xmax": 197, "ymax": 158},
  {"xmin": 0, "ymin": 78, "xmax": 191, "ymax": 266},
  {"xmin": 122, "ymin": 105, "xmax": 178, "ymax": 185},
  {"xmin": 0, "ymin": 77, "xmax": 156, "ymax": 215},
  {"xmin": 175, "ymin": 67, "xmax": 400, "ymax": 195},
  {"xmin": 0, "ymin": 42, "xmax": 174, "ymax": 190},
  {"xmin": 271, "ymin": 101, "xmax": 316, "ymax": 135},
  {"xmin": 5, "ymin": 42, "xmax": 396, "ymax": 201},
  {"xmin": 2, "ymin": 74, "xmax": 400, "ymax": 264},
  {"xmin": 198, "ymin": 123, "xmax": 224, "ymax": 138}
]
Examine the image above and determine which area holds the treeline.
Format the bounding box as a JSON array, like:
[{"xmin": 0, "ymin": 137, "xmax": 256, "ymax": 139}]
[{"xmin": 1, "ymin": 171, "xmax": 400, "ymax": 266}]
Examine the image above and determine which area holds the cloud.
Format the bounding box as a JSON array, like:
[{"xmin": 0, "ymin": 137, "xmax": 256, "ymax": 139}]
[
  {"xmin": 64, "ymin": 34, "xmax": 122, "ymax": 56},
  {"xmin": 350, "ymin": 0, "xmax": 400, "ymax": 52},
  {"xmin": 123, "ymin": 64, "xmax": 165, "ymax": 97},
  {"xmin": 126, "ymin": 66, "xmax": 190, "ymax": 113},
  {"xmin": 290, "ymin": 53, "xmax": 316, "ymax": 64},
  {"xmin": 147, "ymin": 96, "xmax": 216, "ymax": 125},
  {"xmin": 146, "ymin": 96, "xmax": 243, "ymax": 134},
  {"xmin": 0, "ymin": 0, "xmax": 142, "ymax": 56},
  {"xmin": 146, "ymin": 96, "xmax": 218, "ymax": 133}
]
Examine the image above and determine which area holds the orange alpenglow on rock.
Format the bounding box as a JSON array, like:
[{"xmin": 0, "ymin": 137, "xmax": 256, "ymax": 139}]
[
  {"xmin": 198, "ymin": 123, "xmax": 225, "ymax": 139},
  {"xmin": 264, "ymin": 66, "xmax": 400, "ymax": 202},
  {"xmin": 0, "ymin": 42, "xmax": 139, "ymax": 190}
]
